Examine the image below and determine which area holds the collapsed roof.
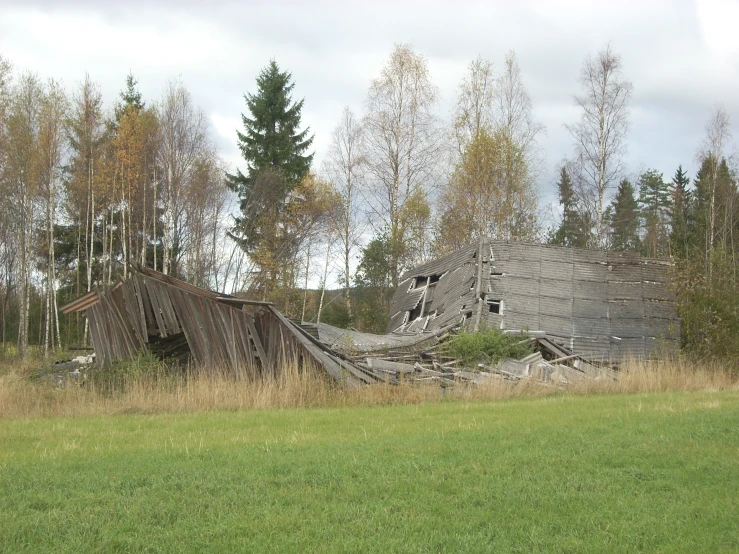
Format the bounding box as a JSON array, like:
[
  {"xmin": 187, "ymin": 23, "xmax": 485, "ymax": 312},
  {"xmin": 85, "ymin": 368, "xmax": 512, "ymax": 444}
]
[
  {"xmin": 61, "ymin": 266, "xmax": 380, "ymax": 387},
  {"xmin": 386, "ymin": 240, "xmax": 679, "ymax": 362}
]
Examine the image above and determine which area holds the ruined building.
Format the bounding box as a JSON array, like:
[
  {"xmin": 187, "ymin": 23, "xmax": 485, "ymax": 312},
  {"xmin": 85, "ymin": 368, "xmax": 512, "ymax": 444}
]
[
  {"xmin": 386, "ymin": 240, "xmax": 679, "ymax": 361},
  {"xmin": 61, "ymin": 242, "xmax": 680, "ymax": 381}
]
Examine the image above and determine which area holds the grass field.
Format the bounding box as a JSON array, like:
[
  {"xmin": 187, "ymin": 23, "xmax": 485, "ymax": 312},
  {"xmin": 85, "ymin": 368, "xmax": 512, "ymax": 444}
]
[{"xmin": 1, "ymin": 390, "xmax": 738, "ymax": 553}]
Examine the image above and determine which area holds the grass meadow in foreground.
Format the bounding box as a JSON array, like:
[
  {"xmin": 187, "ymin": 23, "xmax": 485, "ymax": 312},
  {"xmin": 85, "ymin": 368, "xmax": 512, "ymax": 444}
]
[{"xmin": 1, "ymin": 389, "xmax": 738, "ymax": 553}]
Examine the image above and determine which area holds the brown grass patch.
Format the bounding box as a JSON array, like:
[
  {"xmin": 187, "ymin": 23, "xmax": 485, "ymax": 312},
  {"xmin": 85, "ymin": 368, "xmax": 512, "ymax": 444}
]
[{"xmin": 0, "ymin": 355, "xmax": 737, "ymax": 419}]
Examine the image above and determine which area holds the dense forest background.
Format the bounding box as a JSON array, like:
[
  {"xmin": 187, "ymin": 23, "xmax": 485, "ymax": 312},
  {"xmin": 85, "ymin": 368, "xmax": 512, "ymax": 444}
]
[{"xmin": 0, "ymin": 43, "xmax": 736, "ymax": 359}]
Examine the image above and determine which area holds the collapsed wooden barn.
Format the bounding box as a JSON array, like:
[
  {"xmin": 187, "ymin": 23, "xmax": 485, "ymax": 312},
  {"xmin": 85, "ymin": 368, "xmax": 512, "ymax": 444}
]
[
  {"xmin": 60, "ymin": 266, "xmax": 379, "ymax": 387},
  {"xmin": 386, "ymin": 240, "xmax": 680, "ymax": 362},
  {"xmin": 60, "ymin": 241, "xmax": 680, "ymax": 385}
]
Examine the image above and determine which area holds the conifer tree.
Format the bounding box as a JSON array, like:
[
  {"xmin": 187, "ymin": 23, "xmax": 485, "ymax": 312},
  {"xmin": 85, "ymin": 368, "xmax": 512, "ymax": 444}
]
[
  {"xmin": 550, "ymin": 166, "xmax": 591, "ymax": 248},
  {"xmin": 114, "ymin": 73, "xmax": 144, "ymax": 121},
  {"xmin": 609, "ymin": 178, "xmax": 640, "ymax": 251},
  {"xmin": 226, "ymin": 61, "xmax": 314, "ymax": 292},
  {"xmin": 692, "ymin": 155, "xmax": 736, "ymax": 255},
  {"xmin": 638, "ymin": 169, "xmax": 671, "ymax": 257},
  {"xmin": 669, "ymin": 165, "xmax": 691, "ymax": 257}
]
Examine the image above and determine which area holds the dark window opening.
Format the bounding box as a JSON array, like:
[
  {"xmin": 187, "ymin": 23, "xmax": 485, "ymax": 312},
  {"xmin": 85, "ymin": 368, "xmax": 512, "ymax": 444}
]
[
  {"xmin": 408, "ymin": 305, "xmax": 423, "ymax": 320},
  {"xmin": 414, "ymin": 274, "xmax": 442, "ymax": 288},
  {"xmin": 487, "ymin": 300, "xmax": 501, "ymax": 314}
]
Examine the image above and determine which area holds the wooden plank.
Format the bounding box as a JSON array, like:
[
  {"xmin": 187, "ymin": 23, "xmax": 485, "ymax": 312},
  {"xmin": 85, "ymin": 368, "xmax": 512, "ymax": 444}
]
[
  {"xmin": 573, "ymin": 261, "xmax": 608, "ymax": 282},
  {"xmin": 540, "ymin": 261, "xmax": 574, "ymax": 281},
  {"xmin": 168, "ymin": 287, "xmax": 206, "ymax": 365},
  {"xmin": 607, "ymin": 281, "xmax": 643, "ymax": 301},
  {"xmin": 143, "ymin": 276, "xmax": 167, "ymax": 337},
  {"xmin": 135, "ymin": 274, "xmax": 157, "ymax": 331},
  {"xmin": 102, "ymin": 293, "xmax": 141, "ymax": 357},
  {"xmin": 537, "ymin": 337, "xmax": 571, "ymax": 358},
  {"xmin": 643, "ymin": 300, "xmax": 677, "ymax": 319},
  {"xmin": 233, "ymin": 312, "xmax": 255, "ymax": 376},
  {"xmin": 129, "ymin": 276, "xmax": 149, "ymax": 343},
  {"xmin": 87, "ymin": 306, "xmax": 107, "ymax": 367},
  {"xmin": 365, "ymin": 358, "xmax": 416, "ymax": 373},
  {"xmin": 121, "ymin": 280, "xmax": 146, "ymax": 345},
  {"xmin": 573, "ymin": 298, "xmax": 608, "ymax": 318},
  {"xmin": 608, "ymin": 300, "xmax": 645, "ymax": 319},
  {"xmin": 155, "ymin": 280, "xmax": 181, "ymax": 334},
  {"xmin": 208, "ymin": 301, "xmax": 233, "ymax": 368},
  {"xmin": 539, "ymin": 315, "xmax": 573, "ymax": 336},
  {"xmin": 504, "ymin": 294, "xmax": 539, "ymax": 315},
  {"xmin": 244, "ymin": 313, "xmax": 268, "ymax": 370},
  {"xmin": 538, "ymin": 295, "xmax": 573, "ymax": 317}
]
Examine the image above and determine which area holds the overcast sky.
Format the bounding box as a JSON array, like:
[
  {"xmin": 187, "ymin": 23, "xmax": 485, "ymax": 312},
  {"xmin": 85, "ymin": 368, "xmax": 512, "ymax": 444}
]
[{"xmin": 2, "ymin": 0, "xmax": 738, "ymax": 209}]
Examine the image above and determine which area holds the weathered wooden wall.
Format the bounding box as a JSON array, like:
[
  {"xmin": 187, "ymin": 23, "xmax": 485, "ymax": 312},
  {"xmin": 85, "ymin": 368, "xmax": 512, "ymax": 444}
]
[{"xmin": 387, "ymin": 240, "xmax": 679, "ymax": 361}]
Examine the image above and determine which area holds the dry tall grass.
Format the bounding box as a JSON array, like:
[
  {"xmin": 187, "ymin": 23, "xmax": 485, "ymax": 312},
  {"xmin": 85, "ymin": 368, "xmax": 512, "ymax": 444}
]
[{"xmin": 0, "ymin": 356, "xmax": 736, "ymax": 419}]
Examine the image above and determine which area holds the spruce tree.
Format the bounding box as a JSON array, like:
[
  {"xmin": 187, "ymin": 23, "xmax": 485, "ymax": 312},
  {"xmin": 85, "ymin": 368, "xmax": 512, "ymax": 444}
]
[
  {"xmin": 609, "ymin": 178, "xmax": 640, "ymax": 252},
  {"xmin": 550, "ymin": 167, "xmax": 591, "ymax": 248},
  {"xmin": 669, "ymin": 165, "xmax": 691, "ymax": 257},
  {"xmin": 226, "ymin": 61, "xmax": 314, "ymax": 292},
  {"xmin": 114, "ymin": 73, "xmax": 144, "ymax": 121},
  {"xmin": 638, "ymin": 169, "xmax": 671, "ymax": 257}
]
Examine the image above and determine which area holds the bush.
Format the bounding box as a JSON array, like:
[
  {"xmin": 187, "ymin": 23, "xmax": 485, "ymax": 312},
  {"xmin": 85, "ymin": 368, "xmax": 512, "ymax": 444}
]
[
  {"xmin": 442, "ymin": 328, "xmax": 533, "ymax": 366},
  {"xmin": 673, "ymin": 248, "xmax": 739, "ymax": 359}
]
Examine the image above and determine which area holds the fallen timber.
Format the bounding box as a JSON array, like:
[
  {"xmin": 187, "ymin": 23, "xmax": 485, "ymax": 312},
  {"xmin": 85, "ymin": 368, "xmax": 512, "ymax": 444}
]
[{"xmin": 315, "ymin": 323, "xmax": 619, "ymax": 388}]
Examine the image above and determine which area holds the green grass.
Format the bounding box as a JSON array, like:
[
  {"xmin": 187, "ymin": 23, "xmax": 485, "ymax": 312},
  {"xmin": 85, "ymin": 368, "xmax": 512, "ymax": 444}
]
[{"xmin": 1, "ymin": 391, "xmax": 738, "ymax": 553}]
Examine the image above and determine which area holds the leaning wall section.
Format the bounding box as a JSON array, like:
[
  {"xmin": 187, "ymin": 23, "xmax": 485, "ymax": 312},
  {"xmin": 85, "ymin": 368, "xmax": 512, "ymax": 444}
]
[{"xmin": 485, "ymin": 241, "xmax": 679, "ymax": 361}]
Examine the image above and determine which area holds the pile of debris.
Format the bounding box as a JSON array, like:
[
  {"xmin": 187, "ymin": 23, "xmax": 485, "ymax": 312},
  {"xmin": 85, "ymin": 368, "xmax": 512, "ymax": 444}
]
[
  {"xmin": 37, "ymin": 353, "xmax": 95, "ymax": 387},
  {"xmin": 349, "ymin": 334, "xmax": 618, "ymax": 387}
]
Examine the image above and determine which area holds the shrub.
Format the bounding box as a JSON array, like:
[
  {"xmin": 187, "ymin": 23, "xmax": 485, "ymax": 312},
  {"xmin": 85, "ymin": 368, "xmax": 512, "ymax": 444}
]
[{"xmin": 441, "ymin": 328, "xmax": 533, "ymax": 366}]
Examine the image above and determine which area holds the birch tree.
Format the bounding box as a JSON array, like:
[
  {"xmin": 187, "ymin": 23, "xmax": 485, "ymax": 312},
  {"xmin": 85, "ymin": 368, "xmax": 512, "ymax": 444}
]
[
  {"xmin": 182, "ymin": 150, "xmax": 228, "ymax": 287},
  {"xmin": 324, "ymin": 106, "xmax": 364, "ymax": 319},
  {"xmin": 363, "ymin": 44, "xmax": 441, "ymax": 287},
  {"xmin": 438, "ymin": 52, "xmax": 541, "ymax": 254},
  {"xmin": 158, "ymin": 79, "xmax": 207, "ymax": 277},
  {"xmin": 5, "ymin": 72, "xmax": 42, "ymax": 357},
  {"xmin": 0, "ymin": 54, "xmax": 10, "ymax": 164},
  {"xmin": 437, "ymin": 129, "xmax": 537, "ymax": 253},
  {"xmin": 697, "ymin": 106, "xmax": 733, "ymax": 261},
  {"xmin": 66, "ymin": 75, "xmax": 105, "ymax": 304},
  {"xmin": 452, "ymin": 56, "xmax": 496, "ymax": 156},
  {"xmin": 37, "ymin": 80, "xmax": 67, "ymax": 355},
  {"xmin": 0, "ymin": 55, "xmax": 13, "ymax": 351},
  {"xmin": 566, "ymin": 44, "xmax": 632, "ymax": 247},
  {"xmin": 495, "ymin": 50, "xmax": 544, "ymax": 169}
]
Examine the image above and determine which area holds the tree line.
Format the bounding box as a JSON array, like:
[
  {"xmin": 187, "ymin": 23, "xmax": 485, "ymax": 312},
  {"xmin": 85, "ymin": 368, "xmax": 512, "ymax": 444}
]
[
  {"xmin": 0, "ymin": 57, "xmax": 230, "ymax": 356},
  {"xmin": 0, "ymin": 42, "xmax": 737, "ymax": 359}
]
